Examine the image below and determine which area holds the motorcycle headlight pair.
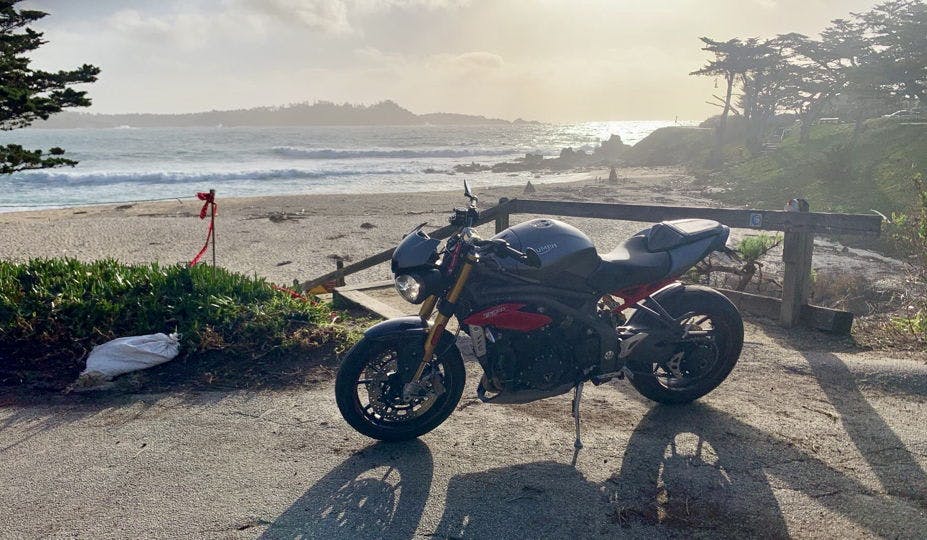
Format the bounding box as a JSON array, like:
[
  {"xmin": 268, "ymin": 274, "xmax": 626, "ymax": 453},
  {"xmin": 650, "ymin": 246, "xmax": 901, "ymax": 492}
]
[{"xmin": 394, "ymin": 269, "xmax": 443, "ymax": 304}]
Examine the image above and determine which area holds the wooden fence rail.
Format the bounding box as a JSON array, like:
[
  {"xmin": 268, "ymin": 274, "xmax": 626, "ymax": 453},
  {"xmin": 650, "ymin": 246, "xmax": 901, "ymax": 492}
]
[
  {"xmin": 507, "ymin": 199, "xmax": 882, "ymax": 236},
  {"xmin": 302, "ymin": 197, "xmax": 882, "ymax": 333},
  {"xmin": 298, "ymin": 204, "xmax": 512, "ymax": 293}
]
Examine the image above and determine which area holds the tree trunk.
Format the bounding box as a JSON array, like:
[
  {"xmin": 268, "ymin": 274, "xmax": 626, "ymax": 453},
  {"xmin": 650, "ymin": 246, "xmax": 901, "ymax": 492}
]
[
  {"xmin": 851, "ymin": 115, "xmax": 865, "ymax": 146},
  {"xmin": 747, "ymin": 111, "xmax": 770, "ymax": 156},
  {"xmin": 799, "ymin": 93, "xmax": 832, "ymax": 143},
  {"xmin": 735, "ymin": 263, "xmax": 757, "ymax": 291},
  {"xmin": 711, "ymin": 73, "xmax": 736, "ymax": 166},
  {"xmin": 799, "ymin": 117, "xmax": 812, "ymax": 143}
]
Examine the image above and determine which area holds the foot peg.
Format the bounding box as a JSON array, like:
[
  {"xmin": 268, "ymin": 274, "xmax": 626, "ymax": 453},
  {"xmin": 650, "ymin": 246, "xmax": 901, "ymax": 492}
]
[{"xmin": 570, "ymin": 382, "xmax": 584, "ymax": 466}]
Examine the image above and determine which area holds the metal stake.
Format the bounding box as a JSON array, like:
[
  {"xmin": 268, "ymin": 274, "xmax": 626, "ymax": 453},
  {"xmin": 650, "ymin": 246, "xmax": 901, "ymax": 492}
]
[
  {"xmin": 209, "ymin": 189, "xmax": 216, "ymax": 267},
  {"xmin": 570, "ymin": 382, "xmax": 584, "ymax": 466}
]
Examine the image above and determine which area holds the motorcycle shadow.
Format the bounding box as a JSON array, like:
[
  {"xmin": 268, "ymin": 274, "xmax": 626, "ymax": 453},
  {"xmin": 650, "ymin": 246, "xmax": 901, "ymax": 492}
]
[
  {"xmin": 434, "ymin": 458, "xmax": 604, "ymax": 538},
  {"xmin": 433, "ymin": 402, "xmax": 922, "ymax": 539},
  {"xmin": 260, "ymin": 439, "xmax": 432, "ymax": 540},
  {"xmin": 262, "ymin": 404, "xmax": 924, "ymax": 539},
  {"xmin": 431, "ymin": 403, "xmax": 790, "ymax": 539},
  {"xmin": 602, "ymin": 403, "xmax": 791, "ymax": 538}
]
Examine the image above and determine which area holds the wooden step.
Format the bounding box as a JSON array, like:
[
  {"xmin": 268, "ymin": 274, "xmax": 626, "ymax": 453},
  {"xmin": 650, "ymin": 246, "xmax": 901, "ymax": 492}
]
[{"xmin": 333, "ymin": 280, "xmax": 410, "ymax": 319}]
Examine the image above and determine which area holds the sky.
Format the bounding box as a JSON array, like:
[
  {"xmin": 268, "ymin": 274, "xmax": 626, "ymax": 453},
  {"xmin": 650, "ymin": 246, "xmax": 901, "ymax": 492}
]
[{"xmin": 24, "ymin": 0, "xmax": 884, "ymax": 122}]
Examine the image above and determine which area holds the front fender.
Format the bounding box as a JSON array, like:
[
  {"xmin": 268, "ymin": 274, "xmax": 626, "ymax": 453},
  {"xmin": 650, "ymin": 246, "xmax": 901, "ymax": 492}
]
[
  {"xmin": 357, "ymin": 316, "xmax": 460, "ymax": 382},
  {"xmin": 364, "ymin": 316, "xmax": 432, "ymax": 340}
]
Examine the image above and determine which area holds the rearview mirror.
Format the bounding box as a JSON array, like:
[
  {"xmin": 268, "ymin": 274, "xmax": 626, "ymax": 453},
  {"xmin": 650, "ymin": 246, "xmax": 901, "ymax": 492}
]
[{"xmin": 463, "ymin": 180, "xmax": 477, "ymax": 207}]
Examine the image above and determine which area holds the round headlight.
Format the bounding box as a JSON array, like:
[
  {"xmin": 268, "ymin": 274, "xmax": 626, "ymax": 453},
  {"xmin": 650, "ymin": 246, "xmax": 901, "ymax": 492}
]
[{"xmin": 394, "ymin": 274, "xmax": 424, "ymax": 303}]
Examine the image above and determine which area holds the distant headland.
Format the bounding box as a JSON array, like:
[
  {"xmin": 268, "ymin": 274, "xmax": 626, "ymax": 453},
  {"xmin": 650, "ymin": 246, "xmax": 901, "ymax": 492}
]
[{"xmin": 34, "ymin": 100, "xmax": 542, "ymax": 129}]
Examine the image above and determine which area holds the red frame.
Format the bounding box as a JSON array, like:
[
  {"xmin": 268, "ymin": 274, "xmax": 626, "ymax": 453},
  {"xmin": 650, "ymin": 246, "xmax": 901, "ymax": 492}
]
[{"xmin": 610, "ymin": 279, "xmax": 676, "ymax": 311}]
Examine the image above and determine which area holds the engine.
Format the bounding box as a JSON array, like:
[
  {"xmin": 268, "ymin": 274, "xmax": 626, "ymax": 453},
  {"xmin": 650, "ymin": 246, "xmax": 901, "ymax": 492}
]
[{"xmin": 473, "ymin": 315, "xmax": 598, "ymax": 404}]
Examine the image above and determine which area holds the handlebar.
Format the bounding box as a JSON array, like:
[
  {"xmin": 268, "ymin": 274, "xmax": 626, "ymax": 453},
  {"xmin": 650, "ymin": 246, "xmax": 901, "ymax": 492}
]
[
  {"xmin": 474, "ymin": 238, "xmax": 542, "ymax": 268},
  {"xmin": 449, "ymin": 207, "xmax": 479, "ymax": 228}
]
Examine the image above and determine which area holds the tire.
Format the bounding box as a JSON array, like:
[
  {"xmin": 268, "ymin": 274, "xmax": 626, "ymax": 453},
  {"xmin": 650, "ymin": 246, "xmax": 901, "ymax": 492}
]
[
  {"xmin": 627, "ymin": 285, "xmax": 744, "ymax": 405},
  {"xmin": 335, "ymin": 335, "xmax": 465, "ymax": 442}
]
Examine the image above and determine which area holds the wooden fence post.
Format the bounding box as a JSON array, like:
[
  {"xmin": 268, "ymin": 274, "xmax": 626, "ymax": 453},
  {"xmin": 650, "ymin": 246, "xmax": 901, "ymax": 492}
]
[
  {"xmin": 496, "ymin": 197, "xmax": 509, "ymax": 234},
  {"xmin": 335, "ymin": 259, "xmax": 346, "ymax": 287},
  {"xmin": 780, "ymin": 198, "xmax": 813, "ymax": 328},
  {"xmin": 495, "ymin": 197, "xmax": 510, "ymax": 233}
]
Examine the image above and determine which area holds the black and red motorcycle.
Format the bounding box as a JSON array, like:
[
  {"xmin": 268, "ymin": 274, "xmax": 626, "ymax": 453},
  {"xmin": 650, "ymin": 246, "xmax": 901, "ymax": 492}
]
[{"xmin": 336, "ymin": 182, "xmax": 743, "ymax": 448}]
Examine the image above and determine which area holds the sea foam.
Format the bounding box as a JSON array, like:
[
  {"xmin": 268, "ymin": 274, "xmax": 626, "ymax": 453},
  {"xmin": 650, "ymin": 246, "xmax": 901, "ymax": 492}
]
[
  {"xmin": 11, "ymin": 168, "xmax": 410, "ymax": 187},
  {"xmin": 272, "ymin": 146, "xmax": 523, "ymax": 159}
]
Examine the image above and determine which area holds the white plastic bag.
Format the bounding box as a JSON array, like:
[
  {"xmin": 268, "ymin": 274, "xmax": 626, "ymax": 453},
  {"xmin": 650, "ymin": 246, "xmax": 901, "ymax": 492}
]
[{"xmin": 76, "ymin": 333, "xmax": 180, "ymax": 385}]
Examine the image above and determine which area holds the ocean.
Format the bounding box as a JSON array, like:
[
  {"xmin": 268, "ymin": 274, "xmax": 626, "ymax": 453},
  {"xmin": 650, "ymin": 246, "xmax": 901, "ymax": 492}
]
[{"xmin": 0, "ymin": 120, "xmax": 692, "ymax": 212}]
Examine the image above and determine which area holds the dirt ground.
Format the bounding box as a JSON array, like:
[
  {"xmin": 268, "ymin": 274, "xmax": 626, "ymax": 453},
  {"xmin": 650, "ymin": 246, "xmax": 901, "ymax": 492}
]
[{"xmin": 1, "ymin": 317, "xmax": 925, "ymax": 539}]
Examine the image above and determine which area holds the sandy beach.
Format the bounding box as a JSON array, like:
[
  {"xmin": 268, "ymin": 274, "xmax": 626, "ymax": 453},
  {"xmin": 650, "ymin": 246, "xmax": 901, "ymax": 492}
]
[{"xmin": 0, "ymin": 166, "xmax": 906, "ymax": 297}]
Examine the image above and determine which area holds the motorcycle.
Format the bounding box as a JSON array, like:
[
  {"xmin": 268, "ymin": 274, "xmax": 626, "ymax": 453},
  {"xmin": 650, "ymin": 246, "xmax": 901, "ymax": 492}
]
[{"xmin": 335, "ymin": 181, "xmax": 744, "ymax": 449}]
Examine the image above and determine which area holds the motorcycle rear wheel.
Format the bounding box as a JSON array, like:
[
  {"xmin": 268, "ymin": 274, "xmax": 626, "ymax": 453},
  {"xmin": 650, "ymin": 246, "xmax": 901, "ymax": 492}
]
[
  {"xmin": 335, "ymin": 336, "xmax": 465, "ymax": 442},
  {"xmin": 627, "ymin": 285, "xmax": 744, "ymax": 404}
]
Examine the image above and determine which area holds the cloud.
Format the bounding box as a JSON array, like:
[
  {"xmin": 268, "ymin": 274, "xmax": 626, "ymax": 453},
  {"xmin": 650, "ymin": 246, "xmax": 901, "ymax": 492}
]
[
  {"xmin": 426, "ymin": 51, "xmax": 505, "ymax": 80},
  {"xmin": 107, "ymin": 9, "xmax": 172, "ymax": 39},
  {"xmin": 443, "ymin": 51, "xmax": 505, "ymax": 70},
  {"xmin": 243, "ymin": 0, "xmax": 468, "ymax": 34},
  {"xmin": 244, "ymin": 0, "xmax": 351, "ymax": 34},
  {"xmin": 106, "ymin": 6, "xmax": 268, "ymax": 49},
  {"xmin": 352, "ymin": 0, "xmax": 470, "ymax": 11}
]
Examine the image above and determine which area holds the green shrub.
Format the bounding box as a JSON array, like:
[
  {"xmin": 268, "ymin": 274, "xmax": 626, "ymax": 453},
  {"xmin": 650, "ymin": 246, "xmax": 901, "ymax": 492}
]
[
  {"xmin": 737, "ymin": 233, "xmax": 781, "ymax": 262},
  {"xmin": 886, "ymin": 173, "xmax": 927, "ymax": 343},
  {"xmin": 0, "ymin": 259, "xmax": 348, "ymax": 383},
  {"xmin": 711, "ymin": 120, "xmax": 927, "ymax": 214}
]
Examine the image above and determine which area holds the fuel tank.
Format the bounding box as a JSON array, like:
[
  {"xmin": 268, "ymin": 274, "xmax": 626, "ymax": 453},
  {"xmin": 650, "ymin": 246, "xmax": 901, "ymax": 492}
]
[{"xmin": 491, "ymin": 218, "xmax": 599, "ymax": 284}]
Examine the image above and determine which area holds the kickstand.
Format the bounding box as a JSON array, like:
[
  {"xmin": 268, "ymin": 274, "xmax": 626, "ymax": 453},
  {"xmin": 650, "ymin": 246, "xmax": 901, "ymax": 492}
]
[{"xmin": 570, "ymin": 382, "xmax": 584, "ymax": 466}]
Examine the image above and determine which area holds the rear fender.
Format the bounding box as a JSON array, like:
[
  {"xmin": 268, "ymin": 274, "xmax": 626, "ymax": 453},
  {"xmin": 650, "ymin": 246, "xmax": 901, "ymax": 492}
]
[
  {"xmin": 621, "ymin": 284, "xmax": 701, "ymax": 374},
  {"xmin": 626, "ymin": 283, "xmax": 735, "ymax": 334},
  {"xmin": 360, "ymin": 316, "xmax": 459, "ymax": 382},
  {"xmin": 622, "ymin": 284, "xmax": 739, "ymax": 375}
]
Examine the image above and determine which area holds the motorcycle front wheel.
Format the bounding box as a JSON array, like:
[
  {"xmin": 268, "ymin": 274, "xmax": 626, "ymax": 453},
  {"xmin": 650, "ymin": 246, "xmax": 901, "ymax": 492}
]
[{"xmin": 335, "ymin": 336, "xmax": 465, "ymax": 442}]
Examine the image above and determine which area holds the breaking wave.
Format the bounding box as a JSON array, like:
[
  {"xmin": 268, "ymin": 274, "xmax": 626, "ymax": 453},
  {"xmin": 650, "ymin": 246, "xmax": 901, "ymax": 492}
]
[
  {"xmin": 10, "ymin": 168, "xmax": 406, "ymax": 187},
  {"xmin": 272, "ymin": 146, "xmax": 522, "ymax": 159}
]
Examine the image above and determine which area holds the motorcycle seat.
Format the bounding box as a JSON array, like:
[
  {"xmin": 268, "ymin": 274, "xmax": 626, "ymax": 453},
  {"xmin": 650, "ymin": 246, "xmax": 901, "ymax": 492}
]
[
  {"xmin": 587, "ymin": 219, "xmax": 727, "ymax": 293},
  {"xmin": 588, "ymin": 235, "xmax": 672, "ymax": 292},
  {"xmin": 646, "ymin": 219, "xmax": 726, "ymax": 252}
]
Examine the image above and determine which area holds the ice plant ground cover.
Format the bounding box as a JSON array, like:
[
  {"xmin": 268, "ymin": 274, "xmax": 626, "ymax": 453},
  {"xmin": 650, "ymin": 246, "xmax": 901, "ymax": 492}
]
[{"xmin": 0, "ymin": 259, "xmax": 354, "ymax": 387}]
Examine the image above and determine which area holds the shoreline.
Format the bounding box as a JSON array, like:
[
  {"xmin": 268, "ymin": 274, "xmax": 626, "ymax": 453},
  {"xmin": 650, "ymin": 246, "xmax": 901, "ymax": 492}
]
[
  {"xmin": 0, "ymin": 169, "xmax": 597, "ymax": 215},
  {"xmin": 1, "ymin": 121, "xmax": 704, "ymax": 214}
]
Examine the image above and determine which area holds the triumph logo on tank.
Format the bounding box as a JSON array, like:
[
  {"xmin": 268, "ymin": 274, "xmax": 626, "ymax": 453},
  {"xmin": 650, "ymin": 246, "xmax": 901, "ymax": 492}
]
[{"xmin": 534, "ymin": 243, "xmax": 558, "ymax": 255}]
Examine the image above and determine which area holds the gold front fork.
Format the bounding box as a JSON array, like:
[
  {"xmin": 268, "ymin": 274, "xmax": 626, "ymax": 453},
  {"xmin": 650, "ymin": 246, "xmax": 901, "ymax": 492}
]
[
  {"xmin": 412, "ymin": 260, "xmax": 473, "ymax": 381},
  {"xmin": 418, "ymin": 294, "xmax": 438, "ymax": 321}
]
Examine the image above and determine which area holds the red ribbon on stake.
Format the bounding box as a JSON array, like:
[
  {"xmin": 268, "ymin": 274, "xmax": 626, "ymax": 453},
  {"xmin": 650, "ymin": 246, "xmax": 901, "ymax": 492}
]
[{"xmin": 189, "ymin": 190, "xmax": 217, "ymax": 266}]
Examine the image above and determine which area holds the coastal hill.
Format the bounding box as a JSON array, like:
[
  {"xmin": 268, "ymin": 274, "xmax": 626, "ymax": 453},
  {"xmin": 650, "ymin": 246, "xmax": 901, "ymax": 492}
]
[
  {"xmin": 34, "ymin": 100, "xmax": 538, "ymax": 129},
  {"xmin": 622, "ymin": 118, "xmax": 926, "ymax": 215}
]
